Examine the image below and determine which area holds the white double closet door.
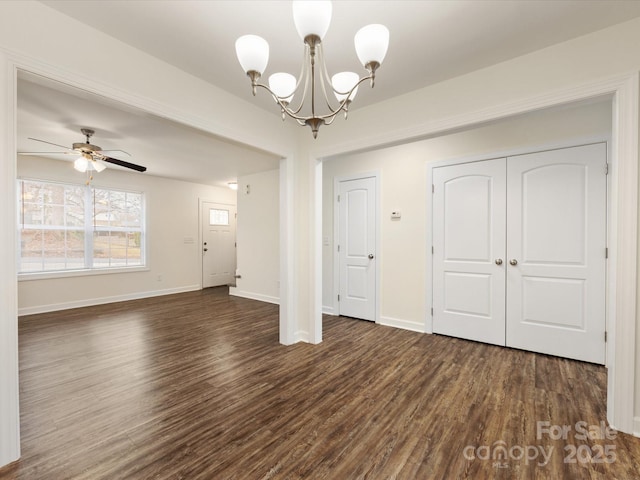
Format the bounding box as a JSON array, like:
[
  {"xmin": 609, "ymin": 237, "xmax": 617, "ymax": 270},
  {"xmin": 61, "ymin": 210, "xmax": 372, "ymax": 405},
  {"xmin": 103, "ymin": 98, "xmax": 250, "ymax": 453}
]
[{"xmin": 432, "ymin": 143, "xmax": 607, "ymax": 364}]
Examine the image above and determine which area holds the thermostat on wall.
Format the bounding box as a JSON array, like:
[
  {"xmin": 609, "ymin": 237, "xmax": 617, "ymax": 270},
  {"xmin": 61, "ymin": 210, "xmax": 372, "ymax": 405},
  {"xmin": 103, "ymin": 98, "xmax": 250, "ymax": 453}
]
[{"xmin": 391, "ymin": 210, "xmax": 401, "ymax": 219}]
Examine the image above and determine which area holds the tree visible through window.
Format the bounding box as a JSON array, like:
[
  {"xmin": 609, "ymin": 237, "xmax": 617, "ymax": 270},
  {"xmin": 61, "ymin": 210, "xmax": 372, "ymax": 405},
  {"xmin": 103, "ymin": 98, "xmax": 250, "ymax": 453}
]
[{"xmin": 18, "ymin": 179, "xmax": 145, "ymax": 273}]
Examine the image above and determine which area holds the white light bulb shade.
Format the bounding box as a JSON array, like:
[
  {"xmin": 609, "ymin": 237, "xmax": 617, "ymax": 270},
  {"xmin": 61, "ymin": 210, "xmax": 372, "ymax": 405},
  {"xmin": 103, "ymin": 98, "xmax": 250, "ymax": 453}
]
[
  {"xmin": 331, "ymin": 72, "xmax": 359, "ymax": 102},
  {"xmin": 74, "ymin": 156, "xmax": 88, "ymax": 172},
  {"xmin": 269, "ymin": 72, "xmax": 296, "ymax": 102},
  {"xmin": 354, "ymin": 24, "xmax": 389, "ymax": 67},
  {"xmin": 93, "ymin": 160, "xmax": 107, "ymax": 173},
  {"xmin": 235, "ymin": 35, "xmax": 269, "ymax": 74},
  {"xmin": 292, "ymin": 0, "xmax": 332, "ymax": 41}
]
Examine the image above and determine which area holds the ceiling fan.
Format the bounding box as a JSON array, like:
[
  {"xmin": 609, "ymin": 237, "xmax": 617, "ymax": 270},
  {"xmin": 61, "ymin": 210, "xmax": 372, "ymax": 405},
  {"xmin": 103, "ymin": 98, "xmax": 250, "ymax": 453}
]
[{"xmin": 19, "ymin": 128, "xmax": 147, "ymax": 173}]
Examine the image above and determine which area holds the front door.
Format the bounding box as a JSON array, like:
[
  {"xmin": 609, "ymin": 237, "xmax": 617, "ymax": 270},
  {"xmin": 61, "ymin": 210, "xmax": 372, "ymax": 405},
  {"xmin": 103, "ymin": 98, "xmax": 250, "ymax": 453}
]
[
  {"xmin": 202, "ymin": 201, "xmax": 236, "ymax": 288},
  {"xmin": 338, "ymin": 177, "xmax": 377, "ymax": 321}
]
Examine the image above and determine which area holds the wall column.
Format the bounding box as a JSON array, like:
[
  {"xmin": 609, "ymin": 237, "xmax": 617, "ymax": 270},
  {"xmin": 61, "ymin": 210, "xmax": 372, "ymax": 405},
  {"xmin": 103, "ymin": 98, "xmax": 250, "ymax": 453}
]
[{"xmin": 0, "ymin": 52, "xmax": 21, "ymax": 468}]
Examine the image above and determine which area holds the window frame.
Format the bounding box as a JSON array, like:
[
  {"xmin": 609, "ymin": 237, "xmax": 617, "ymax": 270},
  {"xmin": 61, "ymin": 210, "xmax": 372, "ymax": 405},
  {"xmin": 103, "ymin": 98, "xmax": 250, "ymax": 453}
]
[{"xmin": 17, "ymin": 177, "xmax": 147, "ymax": 279}]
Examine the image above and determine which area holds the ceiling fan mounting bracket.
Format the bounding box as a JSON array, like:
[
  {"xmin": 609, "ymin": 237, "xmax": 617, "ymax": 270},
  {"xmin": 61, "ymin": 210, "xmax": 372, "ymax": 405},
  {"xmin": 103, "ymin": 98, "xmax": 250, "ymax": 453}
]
[
  {"xmin": 80, "ymin": 128, "xmax": 95, "ymax": 139},
  {"xmin": 75, "ymin": 128, "xmax": 101, "ymax": 153}
]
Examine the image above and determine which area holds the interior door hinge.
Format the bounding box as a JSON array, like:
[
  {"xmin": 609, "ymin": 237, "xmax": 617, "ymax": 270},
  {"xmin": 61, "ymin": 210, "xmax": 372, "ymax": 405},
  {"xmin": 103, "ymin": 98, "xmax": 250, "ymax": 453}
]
[
  {"xmin": 337, "ymin": 244, "xmax": 340, "ymax": 252},
  {"xmin": 605, "ymin": 247, "xmax": 608, "ymax": 259},
  {"xmin": 605, "ymin": 331, "xmax": 608, "ymax": 342},
  {"xmin": 337, "ymin": 195, "xmax": 340, "ymax": 202},
  {"xmin": 432, "ymin": 184, "xmax": 435, "ymax": 193},
  {"xmin": 431, "ymin": 307, "xmax": 434, "ymax": 316},
  {"xmin": 432, "ymin": 246, "xmax": 434, "ymax": 254},
  {"xmin": 338, "ymin": 294, "xmax": 340, "ymax": 302},
  {"xmin": 605, "ymin": 163, "xmax": 609, "ymax": 175}
]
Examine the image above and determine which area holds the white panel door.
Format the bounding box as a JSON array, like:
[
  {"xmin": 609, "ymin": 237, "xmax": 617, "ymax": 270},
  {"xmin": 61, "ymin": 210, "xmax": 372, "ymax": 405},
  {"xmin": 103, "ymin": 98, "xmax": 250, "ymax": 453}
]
[
  {"xmin": 339, "ymin": 177, "xmax": 376, "ymax": 321},
  {"xmin": 432, "ymin": 159, "xmax": 507, "ymax": 346},
  {"xmin": 202, "ymin": 202, "xmax": 237, "ymax": 288},
  {"xmin": 506, "ymin": 144, "xmax": 607, "ymax": 363}
]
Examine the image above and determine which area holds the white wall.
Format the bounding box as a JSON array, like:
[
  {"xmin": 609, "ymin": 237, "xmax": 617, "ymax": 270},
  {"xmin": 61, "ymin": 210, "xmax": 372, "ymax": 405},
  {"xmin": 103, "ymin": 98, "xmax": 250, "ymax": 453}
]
[
  {"xmin": 322, "ymin": 100, "xmax": 612, "ymax": 329},
  {"xmin": 231, "ymin": 169, "xmax": 280, "ymax": 304},
  {"xmin": 18, "ymin": 155, "xmax": 236, "ymax": 314}
]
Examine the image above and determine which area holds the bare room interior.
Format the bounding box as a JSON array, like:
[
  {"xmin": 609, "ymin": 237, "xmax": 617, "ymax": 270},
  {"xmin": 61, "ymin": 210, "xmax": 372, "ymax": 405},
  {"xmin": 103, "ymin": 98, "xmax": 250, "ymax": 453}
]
[{"xmin": 2, "ymin": 1, "xmax": 640, "ymax": 478}]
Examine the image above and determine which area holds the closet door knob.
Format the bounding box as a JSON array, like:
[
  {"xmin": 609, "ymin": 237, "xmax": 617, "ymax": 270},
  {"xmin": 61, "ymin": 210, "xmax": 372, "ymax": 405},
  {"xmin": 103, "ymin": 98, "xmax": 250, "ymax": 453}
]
[
  {"xmin": 495, "ymin": 259, "xmax": 503, "ymax": 265},
  {"xmin": 509, "ymin": 259, "xmax": 518, "ymax": 266}
]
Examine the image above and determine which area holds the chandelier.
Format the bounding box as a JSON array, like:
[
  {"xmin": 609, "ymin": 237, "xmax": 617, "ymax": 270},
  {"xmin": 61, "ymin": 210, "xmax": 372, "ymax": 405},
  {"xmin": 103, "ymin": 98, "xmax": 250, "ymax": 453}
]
[{"xmin": 235, "ymin": 0, "xmax": 389, "ymax": 138}]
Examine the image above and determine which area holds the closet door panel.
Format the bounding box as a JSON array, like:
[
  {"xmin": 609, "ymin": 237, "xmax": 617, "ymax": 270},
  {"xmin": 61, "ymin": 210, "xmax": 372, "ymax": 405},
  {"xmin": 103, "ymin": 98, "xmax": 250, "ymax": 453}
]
[
  {"xmin": 505, "ymin": 143, "xmax": 607, "ymax": 364},
  {"xmin": 432, "ymin": 158, "xmax": 506, "ymax": 346}
]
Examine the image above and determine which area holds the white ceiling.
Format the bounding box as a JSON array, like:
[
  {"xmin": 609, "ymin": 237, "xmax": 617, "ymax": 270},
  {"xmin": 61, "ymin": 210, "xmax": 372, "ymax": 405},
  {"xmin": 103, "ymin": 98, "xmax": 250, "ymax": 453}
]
[
  {"xmin": 17, "ymin": 73, "xmax": 281, "ymax": 187},
  {"xmin": 18, "ymin": 0, "xmax": 640, "ymax": 185}
]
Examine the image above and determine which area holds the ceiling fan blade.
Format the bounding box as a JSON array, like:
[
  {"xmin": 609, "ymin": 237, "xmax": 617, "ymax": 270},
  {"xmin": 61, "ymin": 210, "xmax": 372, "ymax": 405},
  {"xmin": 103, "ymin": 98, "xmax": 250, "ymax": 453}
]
[
  {"xmin": 18, "ymin": 151, "xmax": 74, "ymax": 156},
  {"xmin": 27, "ymin": 137, "xmax": 72, "ymax": 151},
  {"xmin": 102, "ymin": 156, "xmax": 147, "ymax": 172},
  {"xmin": 100, "ymin": 149, "xmax": 132, "ymax": 157}
]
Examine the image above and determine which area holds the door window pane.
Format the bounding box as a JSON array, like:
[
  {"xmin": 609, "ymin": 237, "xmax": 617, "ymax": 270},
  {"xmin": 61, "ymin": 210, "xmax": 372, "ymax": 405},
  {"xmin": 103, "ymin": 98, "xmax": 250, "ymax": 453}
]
[{"xmin": 209, "ymin": 208, "xmax": 229, "ymax": 226}]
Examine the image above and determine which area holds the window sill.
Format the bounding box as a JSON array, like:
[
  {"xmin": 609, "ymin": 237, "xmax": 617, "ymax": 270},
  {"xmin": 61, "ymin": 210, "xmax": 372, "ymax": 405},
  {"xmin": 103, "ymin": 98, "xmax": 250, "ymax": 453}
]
[{"xmin": 18, "ymin": 266, "xmax": 150, "ymax": 282}]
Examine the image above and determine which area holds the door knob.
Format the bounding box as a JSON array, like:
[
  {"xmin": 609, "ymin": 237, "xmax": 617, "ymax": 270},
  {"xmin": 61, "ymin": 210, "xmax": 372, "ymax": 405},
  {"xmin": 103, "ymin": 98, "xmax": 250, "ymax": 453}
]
[
  {"xmin": 368, "ymin": 254, "xmax": 374, "ymax": 259},
  {"xmin": 509, "ymin": 259, "xmax": 518, "ymax": 266},
  {"xmin": 495, "ymin": 259, "xmax": 503, "ymax": 265}
]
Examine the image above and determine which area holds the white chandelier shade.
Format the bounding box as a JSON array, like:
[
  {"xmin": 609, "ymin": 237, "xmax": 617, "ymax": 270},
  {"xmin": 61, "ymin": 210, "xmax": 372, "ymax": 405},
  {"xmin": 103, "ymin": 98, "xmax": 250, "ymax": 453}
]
[
  {"xmin": 235, "ymin": 35, "xmax": 269, "ymax": 75},
  {"xmin": 235, "ymin": 0, "xmax": 389, "ymax": 138},
  {"xmin": 354, "ymin": 24, "xmax": 390, "ymax": 67},
  {"xmin": 292, "ymin": 0, "xmax": 332, "ymax": 41},
  {"xmin": 331, "ymin": 72, "xmax": 359, "ymax": 102},
  {"xmin": 268, "ymin": 72, "xmax": 297, "ymax": 103}
]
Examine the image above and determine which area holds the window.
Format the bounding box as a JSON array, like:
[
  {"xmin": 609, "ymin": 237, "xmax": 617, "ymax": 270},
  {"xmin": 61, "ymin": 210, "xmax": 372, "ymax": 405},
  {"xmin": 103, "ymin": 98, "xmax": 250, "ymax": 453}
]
[
  {"xmin": 18, "ymin": 179, "xmax": 145, "ymax": 274},
  {"xmin": 209, "ymin": 208, "xmax": 229, "ymax": 226}
]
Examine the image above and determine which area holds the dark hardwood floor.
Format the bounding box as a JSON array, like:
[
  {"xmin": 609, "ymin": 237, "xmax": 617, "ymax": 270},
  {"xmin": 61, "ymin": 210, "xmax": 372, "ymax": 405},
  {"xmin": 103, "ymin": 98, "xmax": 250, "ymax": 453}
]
[{"xmin": 1, "ymin": 287, "xmax": 639, "ymax": 479}]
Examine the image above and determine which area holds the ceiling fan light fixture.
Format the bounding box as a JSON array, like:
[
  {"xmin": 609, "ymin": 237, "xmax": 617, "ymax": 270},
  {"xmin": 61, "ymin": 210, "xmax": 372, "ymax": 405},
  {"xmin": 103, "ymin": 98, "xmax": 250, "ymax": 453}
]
[
  {"xmin": 74, "ymin": 156, "xmax": 88, "ymax": 172},
  {"xmin": 93, "ymin": 160, "xmax": 107, "ymax": 173},
  {"xmin": 23, "ymin": 128, "xmax": 147, "ymax": 178}
]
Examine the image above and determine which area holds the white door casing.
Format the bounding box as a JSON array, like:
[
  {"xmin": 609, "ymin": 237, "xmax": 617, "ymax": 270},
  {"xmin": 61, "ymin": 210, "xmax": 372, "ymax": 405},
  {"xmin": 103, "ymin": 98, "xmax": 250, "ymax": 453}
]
[
  {"xmin": 202, "ymin": 201, "xmax": 237, "ymax": 288},
  {"xmin": 432, "ymin": 158, "xmax": 507, "ymax": 346},
  {"xmin": 506, "ymin": 143, "xmax": 607, "ymax": 364},
  {"xmin": 431, "ymin": 143, "xmax": 607, "ymax": 364},
  {"xmin": 338, "ymin": 177, "xmax": 376, "ymax": 321}
]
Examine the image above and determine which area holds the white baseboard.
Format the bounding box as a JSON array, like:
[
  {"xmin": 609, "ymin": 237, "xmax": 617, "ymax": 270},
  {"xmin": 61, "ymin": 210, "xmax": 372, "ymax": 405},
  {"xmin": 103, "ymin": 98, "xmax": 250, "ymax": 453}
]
[
  {"xmin": 295, "ymin": 330, "xmax": 310, "ymax": 343},
  {"xmin": 18, "ymin": 285, "xmax": 201, "ymax": 316},
  {"xmin": 322, "ymin": 305, "xmax": 337, "ymax": 316},
  {"xmin": 228, "ymin": 287, "xmax": 279, "ymax": 305},
  {"xmin": 633, "ymin": 417, "xmax": 640, "ymax": 438},
  {"xmin": 379, "ymin": 315, "xmax": 426, "ymax": 333}
]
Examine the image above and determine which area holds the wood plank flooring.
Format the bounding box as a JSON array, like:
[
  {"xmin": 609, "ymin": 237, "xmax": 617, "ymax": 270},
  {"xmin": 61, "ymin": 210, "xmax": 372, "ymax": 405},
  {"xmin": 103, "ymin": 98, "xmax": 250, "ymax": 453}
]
[{"xmin": 1, "ymin": 286, "xmax": 639, "ymax": 479}]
